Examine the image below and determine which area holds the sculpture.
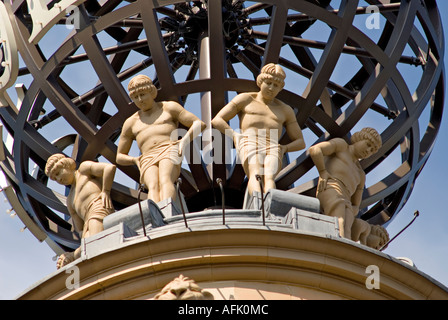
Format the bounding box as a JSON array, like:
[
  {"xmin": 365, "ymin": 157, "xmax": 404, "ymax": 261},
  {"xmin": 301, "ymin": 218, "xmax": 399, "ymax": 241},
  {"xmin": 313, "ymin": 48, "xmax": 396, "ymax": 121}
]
[
  {"xmin": 45, "ymin": 154, "xmax": 116, "ymax": 268},
  {"xmin": 211, "ymin": 63, "xmax": 305, "ymax": 195},
  {"xmin": 0, "ymin": 0, "xmax": 443, "ymax": 250},
  {"xmin": 308, "ymin": 127, "xmax": 389, "ymax": 248},
  {"xmin": 153, "ymin": 274, "xmax": 214, "ymax": 300},
  {"xmin": 352, "ymin": 220, "xmax": 389, "ymax": 250},
  {"xmin": 116, "ymin": 75, "xmax": 205, "ymax": 203}
]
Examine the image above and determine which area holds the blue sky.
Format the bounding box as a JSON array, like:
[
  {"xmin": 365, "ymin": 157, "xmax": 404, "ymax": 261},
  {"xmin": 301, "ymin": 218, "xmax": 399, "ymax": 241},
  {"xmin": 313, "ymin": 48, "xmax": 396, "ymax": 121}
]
[{"xmin": 1, "ymin": 1, "xmax": 448, "ymax": 299}]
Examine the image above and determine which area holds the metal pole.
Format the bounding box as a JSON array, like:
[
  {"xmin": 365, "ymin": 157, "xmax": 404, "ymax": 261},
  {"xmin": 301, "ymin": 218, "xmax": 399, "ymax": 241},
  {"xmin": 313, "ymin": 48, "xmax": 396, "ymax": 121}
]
[
  {"xmin": 216, "ymin": 178, "xmax": 225, "ymax": 225},
  {"xmin": 176, "ymin": 178, "xmax": 188, "ymax": 228},
  {"xmin": 255, "ymin": 175, "xmax": 265, "ymax": 226},
  {"xmin": 380, "ymin": 210, "xmax": 420, "ymax": 251},
  {"xmin": 137, "ymin": 184, "xmax": 147, "ymax": 237}
]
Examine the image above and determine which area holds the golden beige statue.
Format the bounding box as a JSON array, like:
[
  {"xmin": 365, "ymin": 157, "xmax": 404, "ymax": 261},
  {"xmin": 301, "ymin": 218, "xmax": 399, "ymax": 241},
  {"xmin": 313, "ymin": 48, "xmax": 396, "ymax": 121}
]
[
  {"xmin": 308, "ymin": 127, "xmax": 389, "ymax": 248},
  {"xmin": 117, "ymin": 75, "xmax": 205, "ymax": 203},
  {"xmin": 154, "ymin": 274, "xmax": 214, "ymax": 300},
  {"xmin": 352, "ymin": 220, "xmax": 389, "ymax": 249},
  {"xmin": 211, "ymin": 63, "xmax": 305, "ymax": 195},
  {"xmin": 45, "ymin": 154, "xmax": 116, "ymax": 268}
]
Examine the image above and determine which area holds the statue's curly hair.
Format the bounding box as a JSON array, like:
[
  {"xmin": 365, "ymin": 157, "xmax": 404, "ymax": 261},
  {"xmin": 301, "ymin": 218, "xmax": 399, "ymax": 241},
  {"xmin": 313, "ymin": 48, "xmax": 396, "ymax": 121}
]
[
  {"xmin": 256, "ymin": 63, "xmax": 286, "ymax": 88},
  {"xmin": 45, "ymin": 153, "xmax": 76, "ymax": 180},
  {"xmin": 128, "ymin": 74, "xmax": 157, "ymax": 99},
  {"xmin": 351, "ymin": 127, "xmax": 382, "ymax": 153}
]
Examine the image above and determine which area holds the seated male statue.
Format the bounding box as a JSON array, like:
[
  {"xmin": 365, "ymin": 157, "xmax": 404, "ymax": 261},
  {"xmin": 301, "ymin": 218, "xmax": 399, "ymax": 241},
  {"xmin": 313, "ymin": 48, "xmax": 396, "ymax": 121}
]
[
  {"xmin": 308, "ymin": 127, "xmax": 389, "ymax": 248},
  {"xmin": 45, "ymin": 153, "xmax": 116, "ymax": 268}
]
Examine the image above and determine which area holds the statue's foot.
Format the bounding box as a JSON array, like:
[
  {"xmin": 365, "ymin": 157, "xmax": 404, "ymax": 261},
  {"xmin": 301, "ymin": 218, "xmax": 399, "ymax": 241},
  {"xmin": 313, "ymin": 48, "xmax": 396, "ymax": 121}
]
[
  {"xmin": 56, "ymin": 252, "xmax": 75, "ymax": 269},
  {"xmin": 367, "ymin": 225, "xmax": 390, "ymax": 250}
]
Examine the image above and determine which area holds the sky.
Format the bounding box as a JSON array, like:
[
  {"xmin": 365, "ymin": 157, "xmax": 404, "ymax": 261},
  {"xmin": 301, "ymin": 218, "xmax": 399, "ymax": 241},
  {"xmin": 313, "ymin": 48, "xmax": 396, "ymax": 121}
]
[{"xmin": 1, "ymin": 1, "xmax": 448, "ymax": 300}]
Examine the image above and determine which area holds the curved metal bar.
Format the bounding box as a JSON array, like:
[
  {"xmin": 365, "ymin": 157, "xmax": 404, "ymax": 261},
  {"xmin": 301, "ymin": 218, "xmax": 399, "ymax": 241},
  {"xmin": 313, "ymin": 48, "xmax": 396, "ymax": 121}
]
[
  {"xmin": 137, "ymin": 184, "xmax": 147, "ymax": 237},
  {"xmin": 380, "ymin": 210, "xmax": 420, "ymax": 251},
  {"xmin": 216, "ymin": 178, "xmax": 225, "ymax": 225},
  {"xmin": 176, "ymin": 178, "xmax": 188, "ymax": 228},
  {"xmin": 255, "ymin": 175, "xmax": 266, "ymax": 226}
]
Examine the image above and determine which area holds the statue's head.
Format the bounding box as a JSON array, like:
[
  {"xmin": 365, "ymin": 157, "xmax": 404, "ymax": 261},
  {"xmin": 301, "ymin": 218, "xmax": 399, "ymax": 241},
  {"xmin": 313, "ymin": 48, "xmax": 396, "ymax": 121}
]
[
  {"xmin": 154, "ymin": 275, "xmax": 214, "ymax": 300},
  {"xmin": 45, "ymin": 153, "xmax": 76, "ymax": 184},
  {"xmin": 256, "ymin": 63, "xmax": 286, "ymax": 89},
  {"xmin": 128, "ymin": 74, "xmax": 158, "ymax": 100},
  {"xmin": 351, "ymin": 127, "xmax": 382, "ymax": 157}
]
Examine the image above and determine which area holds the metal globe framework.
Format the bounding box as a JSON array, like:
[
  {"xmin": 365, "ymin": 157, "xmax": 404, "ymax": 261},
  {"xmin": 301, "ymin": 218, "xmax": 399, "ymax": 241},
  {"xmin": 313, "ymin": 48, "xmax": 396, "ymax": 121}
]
[{"xmin": 0, "ymin": 0, "xmax": 444, "ymax": 252}]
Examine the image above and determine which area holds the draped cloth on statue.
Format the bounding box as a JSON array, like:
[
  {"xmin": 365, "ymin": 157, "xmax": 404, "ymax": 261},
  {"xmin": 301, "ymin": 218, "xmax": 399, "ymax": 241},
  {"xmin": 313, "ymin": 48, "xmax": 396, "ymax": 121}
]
[
  {"xmin": 316, "ymin": 177, "xmax": 353, "ymax": 215},
  {"xmin": 82, "ymin": 197, "xmax": 115, "ymax": 236},
  {"xmin": 138, "ymin": 141, "xmax": 182, "ymax": 184},
  {"xmin": 235, "ymin": 134, "xmax": 283, "ymax": 175}
]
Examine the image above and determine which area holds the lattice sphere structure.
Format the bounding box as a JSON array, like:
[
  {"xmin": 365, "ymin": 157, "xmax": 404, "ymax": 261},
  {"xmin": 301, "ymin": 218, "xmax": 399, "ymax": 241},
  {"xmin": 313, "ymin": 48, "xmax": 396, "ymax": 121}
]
[{"xmin": 0, "ymin": 0, "xmax": 444, "ymax": 251}]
